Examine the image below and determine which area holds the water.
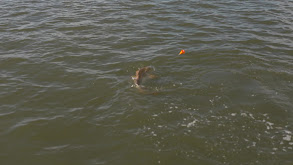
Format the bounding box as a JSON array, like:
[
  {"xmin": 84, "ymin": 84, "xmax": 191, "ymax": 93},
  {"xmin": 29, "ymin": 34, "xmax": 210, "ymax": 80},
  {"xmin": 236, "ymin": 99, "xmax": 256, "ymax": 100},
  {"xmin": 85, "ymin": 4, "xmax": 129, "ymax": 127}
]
[{"xmin": 1, "ymin": 0, "xmax": 293, "ymax": 164}]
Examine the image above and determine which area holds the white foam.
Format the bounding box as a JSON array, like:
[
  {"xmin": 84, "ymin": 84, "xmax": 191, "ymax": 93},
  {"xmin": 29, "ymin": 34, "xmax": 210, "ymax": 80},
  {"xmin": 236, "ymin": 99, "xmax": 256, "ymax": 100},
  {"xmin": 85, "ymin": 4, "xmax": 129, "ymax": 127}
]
[
  {"xmin": 252, "ymin": 142, "xmax": 256, "ymax": 147},
  {"xmin": 249, "ymin": 113, "xmax": 255, "ymax": 119},
  {"xmin": 231, "ymin": 113, "xmax": 236, "ymax": 116},
  {"xmin": 283, "ymin": 135, "xmax": 291, "ymax": 141},
  {"xmin": 187, "ymin": 119, "xmax": 198, "ymax": 128},
  {"xmin": 266, "ymin": 122, "xmax": 274, "ymax": 130}
]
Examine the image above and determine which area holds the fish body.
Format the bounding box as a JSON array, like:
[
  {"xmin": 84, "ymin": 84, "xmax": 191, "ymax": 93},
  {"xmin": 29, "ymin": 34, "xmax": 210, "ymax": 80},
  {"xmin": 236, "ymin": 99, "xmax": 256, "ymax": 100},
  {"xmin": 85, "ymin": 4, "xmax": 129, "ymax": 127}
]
[{"xmin": 133, "ymin": 66, "xmax": 152, "ymax": 86}]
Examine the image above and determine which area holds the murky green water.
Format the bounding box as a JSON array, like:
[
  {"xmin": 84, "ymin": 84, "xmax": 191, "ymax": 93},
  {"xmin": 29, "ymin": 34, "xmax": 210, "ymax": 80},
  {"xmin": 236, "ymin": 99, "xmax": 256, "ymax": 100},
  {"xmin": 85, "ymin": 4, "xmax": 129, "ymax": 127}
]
[{"xmin": 1, "ymin": 0, "xmax": 293, "ymax": 164}]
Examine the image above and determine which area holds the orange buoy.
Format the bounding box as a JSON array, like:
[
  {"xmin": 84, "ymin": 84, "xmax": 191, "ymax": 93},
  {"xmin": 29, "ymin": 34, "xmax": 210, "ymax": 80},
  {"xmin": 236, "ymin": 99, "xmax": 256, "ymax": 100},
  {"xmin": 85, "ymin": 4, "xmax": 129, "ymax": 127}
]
[{"xmin": 179, "ymin": 49, "xmax": 185, "ymax": 55}]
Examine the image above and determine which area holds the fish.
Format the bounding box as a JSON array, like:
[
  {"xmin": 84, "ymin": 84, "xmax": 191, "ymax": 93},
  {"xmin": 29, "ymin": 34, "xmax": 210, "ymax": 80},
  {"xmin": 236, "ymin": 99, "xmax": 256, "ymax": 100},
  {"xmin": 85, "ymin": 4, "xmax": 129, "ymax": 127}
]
[
  {"xmin": 132, "ymin": 66, "xmax": 153, "ymax": 86},
  {"xmin": 132, "ymin": 66, "xmax": 160, "ymax": 95}
]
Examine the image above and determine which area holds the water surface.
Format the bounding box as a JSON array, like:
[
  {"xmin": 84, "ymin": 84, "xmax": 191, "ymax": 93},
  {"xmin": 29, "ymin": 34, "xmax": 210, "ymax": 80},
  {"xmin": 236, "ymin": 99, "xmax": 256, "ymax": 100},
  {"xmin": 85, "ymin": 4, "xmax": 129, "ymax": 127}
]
[{"xmin": 0, "ymin": 0, "xmax": 293, "ymax": 164}]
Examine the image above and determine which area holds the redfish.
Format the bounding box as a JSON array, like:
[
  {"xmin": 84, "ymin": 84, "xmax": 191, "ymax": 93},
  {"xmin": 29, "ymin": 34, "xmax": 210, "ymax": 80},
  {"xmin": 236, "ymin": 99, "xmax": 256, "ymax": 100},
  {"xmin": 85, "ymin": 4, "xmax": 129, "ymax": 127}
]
[{"xmin": 132, "ymin": 66, "xmax": 153, "ymax": 86}]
